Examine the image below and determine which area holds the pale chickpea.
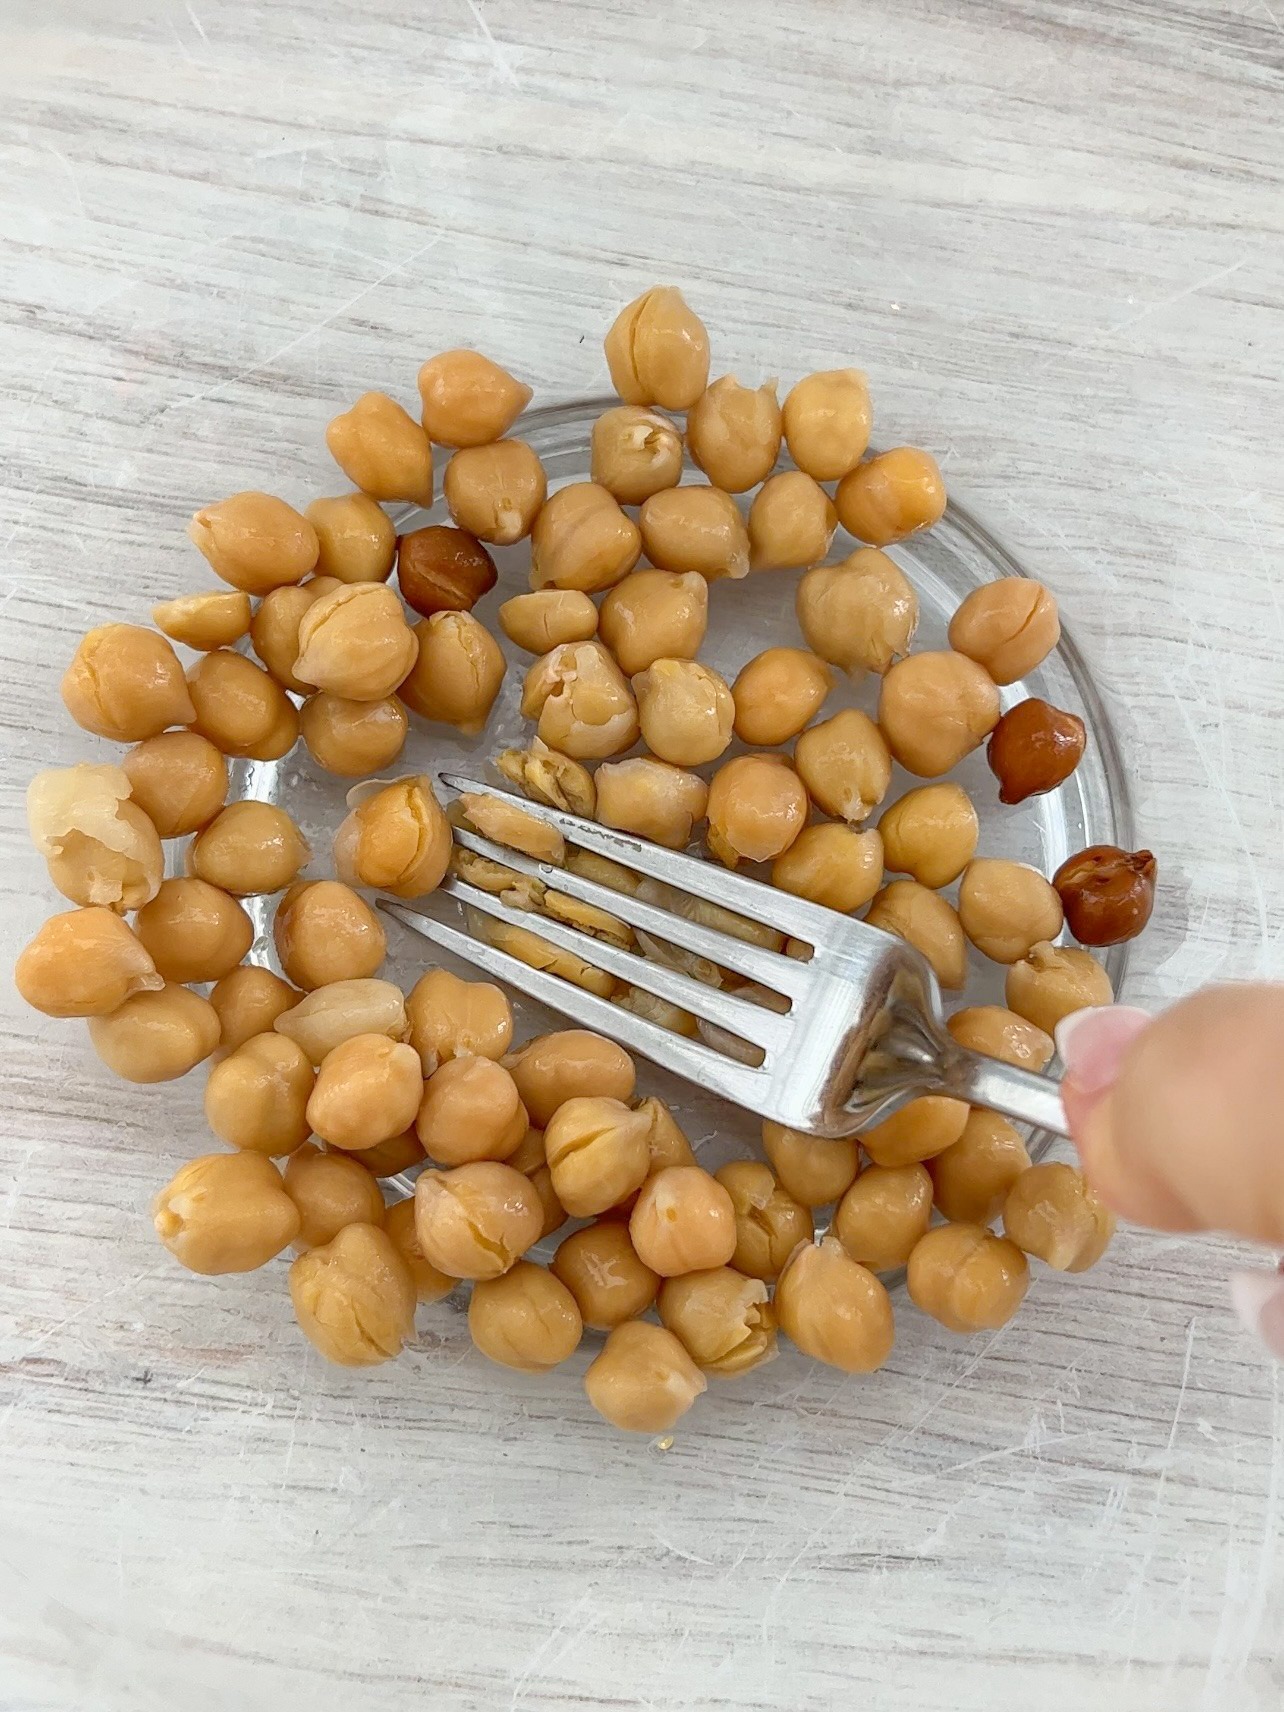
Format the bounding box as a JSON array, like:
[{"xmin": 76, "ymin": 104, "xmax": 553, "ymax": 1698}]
[
  {"xmin": 307, "ymin": 1033, "xmax": 423, "ymax": 1152},
  {"xmin": 794, "ymin": 709, "xmax": 891, "ymax": 823},
  {"xmin": 878, "ymin": 783, "xmax": 978, "ymax": 889},
  {"xmin": 301, "ymin": 693, "xmax": 408, "ymax": 777},
  {"xmin": 274, "ymin": 881, "xmax": 386, "ymax": 991},
  {"xmin": 781, "ymin": 369, "xmax": 872, "ymax": 481},
  {"xmin": 714, "ymin": 1160, "xmax": 812, "ymax": 1282},
  {"xmin": 658, "ymin": 1268, "xmax": 777, "ymax": 1376},
  {"xmin": 305, "ymin": 492, "xmax": 397, "ymax": 584},
  {"xmin": 771, "ymin": 823, "xmax": 883, "ymax": 913},
  {"xmin": 878, "ymin": 651, "xmax": 1000, "ymax": 778},
  {"xmin": 186, "ymin": 649, "xmax": 299, "ymax": 762},
  {"xmin": 292, "ymin": 583, "xmax": 418, "ymax": 703},
  {"xmin": 1005, "ymin": 942, "xmax": 1113, "ymax": 1035},
  {"xmin": 414, "ymin": 1161, "xmax": 543, "ymax": 1280},
  {"xmin": 546, "ymin": 1096, "xmax": 651, "ymax": 1218},
  {"xmin": 687, "ymin": 375, "xmax": 782, "ymax": 493},
  {"xmin": 209, "ymin": 966, "xmax": 300, "ymax": 1053},
  {"xmin": 416, "ymin": 1056, "xmax": 528, "ymax": 1165},
  {"xmin": 417, "ymin": 349, "xmax": 532, "ymax": 447},
  {"xmin": 946, "ymin": 1005, "xmax": 1054, "ymax": 1072},
  {"xmin": 87, "ymin": 982, "xmax": 220, "ymax": 1083},
  {"xmin": 631, "ymin": 658, "xmax": 733, "ymax": 768},
  {"xmin": 590, "ymin": 405, "xmax": 684, "ymax": 503},
  {"xmin": 326, "ymin": 392, "xmax": 433, "ymax": 506},
  {"xmin": 628, "ymin": 1165, "xmax": 736, "ymax": 1276},
  {"xmin": 907, "ymin": 1223, "xmax": 1029, "ymax": 1333},
  {"xmin": 551, "ymin": 1221, "xmax": 658, "ymax": 1329},
  {"xmin": 382, "ymin": 1197, "xmax": 454, "ymax": 1303},
  {"xmin": 204, "ymin": 1032, "xmax": 315, "ymax": 1156},
  {"xmin": 638, "ymin": 485, "xmax": 750, "ymax": 581},
  {"xmin": 958, "ymin": 859, "xmax": 1065, "ymax": 965},
  {"xmin": 599, "ymin": 570, "xmax": 708, "ymax": 677},
  {"xmin": 522, "ymin": 640, "xmax": 638, "ymax": 760},
  {"xmin": 833, "ymin": 1163, "xmax": 933, "ymax": 1270},
  {"xmin": 342, "ymin": 1131, "xmax": 426, "ymax": 1178},
  {"xmin": 795, "ymin": 549, "xmax": 918, "ymax": 676},
  {"xmin": 250, "ymin": 583, "xmax": 325, "ymax": 692},
  {"xmin": 16, "ymin": 907, "xmax": 161, "ymax": 1019},
  {"xmin": 499, "ymin": 589, "xmax": 599, "ymax": 654},
  {"xmin": 188, "ymin": 492, "xmax": 318, "ymax": 593},
  {"xmin": 469, "ymin": 1262, "xmax": 583, "ymax": 1372},
  {"xmin": 289, "ymin": 1222, "xmax": 417, "ymax": 1366},
  {"xmin": 861, "ymin": 1095, "xmax": 969, "ymax": 1167},
  {"xmin": 1003, "ymin": 1162, "xmax": 1116, "ymax": 1272},
  {"xmin": 61, "ymin": 624, "xmax": 195, "ymax": 742},
  {"xmin": 865, "ymin": 880, "xmax": 968, "ymax": 990},
  {"xmin": 503, "ymin": 1031, "xmax": 636, "ymax": 1127},
  {"xmin": 189, "ymin": 801, "xmax": 310, "ymax": 896},
  {"xmin": 774, "ymin": 1236, "xmax": 895, "ymax": 1373},
  {"xmin": 122, "ymin": 732, "xmax": 228, "ymax": 839},
  {"xmin": 274, "ymin": 978, "xmax": 409, "ymax": 1066},
  {"xmin": 948, "ymin": 578, "xmax": 1060, "ymax": 685},
  {"xmin": 443, "ymin": 440, "xmax": 546, "ymax": 544},
  {"xmin": 458, "ymin": 791, "xmax": 565, "ymax": 863},
  {"xmin": 28, "ymin": 763, "xmax": 163, "ymax": 913},
  {"xmin": 585, "ymin": 1320, "xmax": 706, "ymax": 1433},
  {"xmin": 747, "ymin": 470, "xmax": 837, "ymax": 571},
  {"xmin": 154, "ymin": 1151, "xmax": 300, "ymax": 1275},
  {"xmin": 732, "ymin": 648, "xmax": 833, "ymax": 747},
  {"xmin": 496, "ymin": 740, "xmax": 596, "ymax": 819},
  {"xmin": 761, "ymin": 1122, "xmax": 861, "ymax": 1207},
  {"xmin": 134, "ymin": 877, "xmax": 253, "ymax": 984},
  {"xmin": 706, "ymin": 754, "xmax": 807, "ymax": 868},
  {"xmin": 835, "ymin": 447, "xmax": 946, "ymax": 546},
  {"xmin": 930, "ymin": 1110, "xmax": 1031, "ymax": 1225},
  {"xmin": 604, "ymin": 286, "xmax": 710, "ymax": 410},
  {"xmin": 594, "ymin": 757, "xmax": 708, "ymax": 849},
  {"xmin": 153, "ymin": 590, "xmax": 252, "ymax": 651},
  {"xmin": 399, "ymin": 611, "xmax": 506, "ymax": 736},
  {"xmin": 530, "ymin": 482, "xmax": 641, "ymax": 593},
  {"xmin": 332, "ymin": 774, "xmax": 452, "ymax": 899},
  {"xmin": 282, "ymin": 1143, "xmax": 385, "ymax": 1250}
]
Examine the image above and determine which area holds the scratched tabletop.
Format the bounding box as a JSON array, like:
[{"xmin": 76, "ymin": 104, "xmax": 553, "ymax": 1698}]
[{"xmin": 1, "ymin": 4, "xmax": 1282, "ymax": 1709}]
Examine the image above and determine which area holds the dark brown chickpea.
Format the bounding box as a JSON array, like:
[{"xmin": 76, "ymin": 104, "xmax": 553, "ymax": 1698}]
[
  {"xmin": 396, "ymin": 525, "xmax": 497, "ymax": 617},
  {"xmin": 1053, "ymin": 846, "xmax": 1157, "ymax": 946},
  {"xmin": 987, "ymin": 699, "xmax": 1086, "ymax": 804}
]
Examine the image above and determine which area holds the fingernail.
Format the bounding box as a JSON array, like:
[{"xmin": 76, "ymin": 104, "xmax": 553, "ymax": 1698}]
[
  {"xmin": 1230, "ymin": 1266, "xmax": 1284, "ymax": 1360},
  {"xmin": 1055, "ymin": 1005, "xmax": 1151, "ymax": 1101}
]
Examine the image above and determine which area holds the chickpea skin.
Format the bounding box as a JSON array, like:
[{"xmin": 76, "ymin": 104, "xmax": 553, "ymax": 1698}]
[
  {"xmin": 862, "ymin": 1095, "xmax": 969, "ymax": 1167},
  {"xmin": 714, "ymin": 1160, "xmax": 812, "ymax": 1282},
  {"xmin": 16, "ymin": 907, "xmax": 161, "ymax": 1019},
  {"xmin": 706, "ymin": 754, "xmax": 808, "ymax": 868},
  {"xmin": 795, "ymin": 709, "xmax": 892, "ymax": 824},
  {"xmin": 284, "ymin": 1143, "xmax": 385, "ymax": 1249},
  {"xmin": 383, "ymin": 1197, "xmax": 455, "ymax": 1302},
  {"xmin": 957, "ymin": 859, "xmax": 1065, "ymax": 965},
  {"xmin": 417, "ymin": 349, "xmax": 531, "ymax": 447},
  {"xmin": 122, "ymin": 732, "xmax": 228, "ymax": 839},
  {"xmin": 930, "ymin": 1111, "xmax": 1032, "ymax": 1226},
  {"xmin": 948, "ymin": 578, "xmax": 1060, "ymax": 685},
  {"xmin": 638, "ymin": 485, "xmax": 750, "ymax": 581},
  {"xmin": 469, "ymin": 1262, "xmax": 583, "ymax": 1373},
  {"xmin": 835, "ymin": 446, "xmax": 946, "ymax": 546},
  {"xmin": 301, "ymin": 693, "xmax": 408, "ymax": 777},
  {"xmin": 274, "ymin": 881, "xmax": 386, "ymax": 991},
  {"xmin": 771, "ymin": 823, "xmax": 883, "ymax": 913},
  {"xmin": 590, "ymin": 405, "xmax": 684, "ymax": 504},
  {"xmin": 865, "ymin": 880, "xmax": 968, "ymax": 990},
  {"xmin": 658, "ymin": 1268, "xmax": 778, "ymax": 1376},
  {"xmin": 1003, "ymin": 1163, "xmax": 1116, "ymax": 1272},
  {"xmin": 833, "ymin": 1163, "xmax": 933, "ymax": 1270},
  {"xmin": 399, "ymin": 611, "xmax": 506, "ymax": 736},
  {"xmin": 274, "ymin": 978, "xmax": 410, "ymax": 1066},
  {"xmin": 530, "ymin": 482, "xmax": 641, "ymax": 593},
  {"xmin": 775, "ymin": 1236, "xmax": 895, "ymax": 1373},
  {"xmin": 781, "ymin": 369, "xmax": 872, "ymax": 481},
  {"xmin": 443, "ymin": 439, "xmax": 546, "ymax": 545},
  {"xmin": 584, "ymin": 1320, "xmax": 707, "ymax": 1433},
  {"xmin": 88, "ymin": 982, "xmax": 221, "ymax": 1083},
  {"xmin": 135, "ymin": 877, "xmax": 253, "ymax": 984},
  {"xmin": 546, "ymin": 1096, "xmax": 651, "ymax": 1218},
  {"xmin": 305, "ymin": 492, "xmax": 397, "ymax": 584},
  {"xmin": 154, "ymin": 1152, "xmax": 300, "ymax": 1275},
  {"xmin": 289, "ymin": 1223, "xmax": 417, "ymax": 1366},
  {"xmin": 604, "ymin": 286, "xmax": 710, "ymax": 410},
  {"xmin": 28, "ymin": 763, "xmax": 162, "ymax": 913},
  {"xmin": 629, "ymin": 1165, "xmax": 737, "ymax": 1276},
  {"xmin": 1005, "ymin": 942, "xmax": 1113, "ymax": 1035},
  {"xmin": 414, "ymin": 1161, "xmax": 543, "ymax": 1280},
  {"xmin": 499, "ymin": 589, "xmax": 599, "ymax": 655},
  {"xmin": 878, "ymin": 651, "xmax": 1000, "ymax": 778},
  {"xmin": 946, "ymin": 1005, "xmax": 1054, "ymax": 1072},
  {"xmin": 61, "ymin": 624, "xmax": 195, "ymax": 742},
  {"xmin": 687, "ymin": 375, "xmax": 782, "ymax": 493},
  {"xmin": 748, "ymin": 470, "xmax": 837, "ymax": 571},
  {"xmin": 496, "ymin": 740, "xmax": 596, "ymax": 819},
  {"xmin": 153, "ymin": 590, "xmax": 252, "ymax": 651},
  {"xmin": 188, "ymin": 491, "xmax": 319, "ymax": 594},
  {"xmin": 186, "ymin": 649, "xmax": 299, "ymax": 762},
  {"xmin": 416, "ymin": 1056, "xmax": 528, "ymax": 1166},
  {"xmin": 189, "ymin": 801, "xmax": 310, "ymax": 897},
  {"xmin": 326, "ymin": 392, "xmax": 433, "ymax": 506},
  {"xmin": 796, "ymin": 549, "xmax": 919, "ymax": 677},
  {"xmin": 600, "ymin": 570, "xmax": 708, "ymax": 678},
  {"xmin": 209, "ymin": 966, "xmax": 300, "ymax": 1053},
  {"xmin": 552, "ymin": 1221, "xmax": 659, "ymax": 1329},
  {"xmin": 458, "ymin": 791, "xmax": 565, "ymax": 863},
  {"xmin": 332, "ymin": 774, "xmax": 452, "ymax": 899},
  {"xmin": 878, "ymin": 783, "xmax": 978, "ymax": 889},
  {"xmin": 732, "ymin": 649, "xmax": 833, "ymax": 747},
  {"xmin": 907, "ymin": 1223, "xmax": 1030, "ymax": 1333},
  {"xmin": 307, "ymin": 1034, "xmax": 424, "ymax": 1152}
]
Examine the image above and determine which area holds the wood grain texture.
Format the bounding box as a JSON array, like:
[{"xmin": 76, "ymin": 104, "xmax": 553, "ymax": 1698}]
[{"xmin": 1, "ymin": 3, "xmax": 1282, "ymax": 1709}]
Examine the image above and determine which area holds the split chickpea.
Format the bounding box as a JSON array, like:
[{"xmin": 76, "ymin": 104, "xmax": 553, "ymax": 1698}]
[
  {"xmin": 1005, "ymin": 942, "xmax": 1113, "ymax": 1035},
  {"xmin": 499, "ymin": 589, "xmax": 598, "ymax": 655},
  {"xmin": 795, "ymin": 549, "xmax": 919, "ymax": 677},
  {"xmin": 1002, "ymin": 1162, "xmax": 1116, "ymax": 1272},
  {"xmin": 604, "ymin": 286, "xmax": 710, "ymax": 411},
  {"xmin": 28, "ymin": 763, "xmax": 163, "ymax": 914},
  {"xmin": 949, "ymin": 577, "xmax": 1060, "ymax": 685},
  {"xmin": 546, "ymin": 1096, "xmax": 651, "ymax": 1218},
  {"xmin": 496, "ymin": 740, "xmax": 596, "ymax": 819},
  {"xmin": 521, "ymin": 640, "xmax": 638, "ymax": 759},
  {"xmin": 153, "ymin": 590, "xmax": 251, "ymax": 651},
  {"xmin": 294, "ymin": 583, "xmax": 419, "ymax": 703},
  {"xmin": 633, "ymin": 658, "xmax": 733, "ymax": 768},
  {"xmin": 274, "ymin": 978, "xmax": 410, "ymax": 1066}
]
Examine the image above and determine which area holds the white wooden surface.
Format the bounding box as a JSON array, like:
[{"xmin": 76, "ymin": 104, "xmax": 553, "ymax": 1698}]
[{"xmin": 2, "ymin": 3, "xmax": 1283, "ymax": 1709}]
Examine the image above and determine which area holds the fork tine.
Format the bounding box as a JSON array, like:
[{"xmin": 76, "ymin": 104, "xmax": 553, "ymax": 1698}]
[{"xmin": 377, "ymin": 898, "xmax": 771, "ymax": 1109}]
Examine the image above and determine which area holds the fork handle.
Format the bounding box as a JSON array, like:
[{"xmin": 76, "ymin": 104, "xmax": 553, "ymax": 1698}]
[{"xmin": 940, "ymin": 1049, "xmax": 1070, "ymax": 1138}]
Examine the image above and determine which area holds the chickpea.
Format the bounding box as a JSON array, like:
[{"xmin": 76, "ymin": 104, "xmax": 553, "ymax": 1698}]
[
  {"xmin": 499, "ymin": 589, "xmax": 598, "ymax": 655},
  {"xmin": 761, "ymin": 1122, "xmax": 860, "ymax": 1207},
  {"xmin": 833, "ymin": 1163, "xmax": 933, "ymax": 1270},
  {"xmin": 862, "ymin": 1095, "xmax": 969, "ymax": 1167},
  {"xmin": 946, "ymin": 1005, "xmax": 1054, "ymax": 1072},
  {"xmin": 550, "ymin": 1224, "xmax": 656, "ymax": 1332},
  {"xmin": 274, "ymin": 881, "xmax": 386, "ymax": 991},
  {"xmin": 930, "ymin": 1110, "xmax": 1031, "ymax": 1225},
  {"xmin": 628, "ymin": 1165, "xmax": 736, "ymax": 1276},
  {"xmin": 325, "ymin": 392, "xmax": 433, "ymax": 506},
  {"xmin": 471, "ymin": 910, "xmax": 617, "ymax": 999},
  {"xmin": 153, "ymin": 590, "xmax": 252, "ymax": 651},
  {"xmin": 957, "ymin": 859, "xmax": 1064, "ymax": 965},
  {"xmin": 835, "ymin": 446, "xmax": 946, "ymax": 546},
  {"xmin": 154, "ymin": 1151, "xmax": 300, "ymax": 1275},
  {"xmin": 732, "ymin": 649, "xmax": 833, "ymax": 748},
  {"xmin": 1005, "ymin": 942, "xmax": 1113, "ymax": 1035},
  {"xmin": 590, "ymin": 404, "xmax": 683, "ymax": 504},
  {"xmin": 706, "ymin": 754, "xmax": 807, "ymax": 867},
  {"xmin": 202, "ymin": 1031, "xmax": 314, "ymax": 1156},
  {"xmin": 506, "ymin": 1126, "xmax": 568, "ymax": 1241},
  {"xmin": 399, "ymin": 611, "xmax": 506, "ymax": 736},
  {"xmin": 28, "ymin": 763, "xmax": 162, "ymax": 912},
  {"xmin": 186, "ymin": 649, "xmax": 299, "ymax": 762},
  {"xmin": 748, "ymin": 470, "xmax": 838, "ymax": 572},
  {"xmin": 878, "ymin": 651, "xmax": 1000, "ymax": 778},
  {"xmin": 189, "ymin": 801, "xmax": 310, "ymax": 897},
  {"xmin": 1003, "ymin": 1162, "xmax": 1115, "ymax": 1272},
  {"xmin": 545, "ymin": 1096, "xmax": 650, "ymax": 1218},
  {"xmin": 770, "ymin": 823, "xmax": 883, "ymax": 913},
  {"xmin": 405, "ymin": 969, "xmax": 513, "ymax": 1074},
  {"xmin": 332, "ymin": 774, "xmax": 452, "ymax": 899},
  {"xmin": 604, "ymin": 286, "xmax": 710, "ymax": 410},
  {"xmin": 594, "ymin": 757, "xmax": 708, "ymax": 849},
  {"xmin": 300, "ymin": 692, "xmax": 407, "ymax": 778},
  {"xmin": 585, "ymin": 1319, "xmax": 706, "ymax": 1433},
  {"xmin": 307, "ymin": 1033, "xmax": 423, "ymax": 1152},
  {"xmin": 87, "ymin": 982, "xmax": 220, "ymax": 1083},
  {"xmin": 774, "ymin": 1235, "xmax": 895, "ymax": 1373},
  {"xmin": 599, "ymin": 572, "xmax": 708, "ymax": 682},
  {"xmin": 443, "ymin": 439, "xmax": 546, "ymax": 545},
  {"xmin": 795, "ymin": 549, "xmax": 918, "ymax": 677},
  {"xmin": 781, "ymin": 369, "xmax": 872, "ymax": 481},
  {"xmin": 794, "ymin": 709, "xmax": 891, "ymax": 823},
  {"xmin": 878, "ymin": 783, "xmax": 978, "ymax": 889},
  {"xmin": 948, "ymin": 577, "xmax": 1060, "ymax": 685},
  {"xmin": 397, "ymin": 525, "xmax": 497, "ymax": 618},
  {"xmin": 121, "ymin": 732, "xmax": 228, "ymax": 840},
  {"xmin": 249, "ymin": 583, "xmax": 324, "ymax": 692},
  {"xmin": 416, "ymin": 1056, "xmax": 528, "ymax": 1165},
  {"xmin": 305, "ymin": 492, "xmax": 396, "ymax": 584},
  {"xmin": 496, "ymin": 740, "xmax": 596, "ymax": 819},
  {"xmin": 634, "ymin": 1097, "xmax": 698, "ymax": 1175},
  {"xmin": 16, "ymin": 907, "xmax": 161, "ymax": 1019},
  {"xmin": 686, "ymin": 375, "xmax": 782, "ymax": 493},
  {"xmin": 417, "ymin": 348, "xmax": 531, "ymax": 447},
  {"xmin": 658, "ymin": 1267, "xmax": 777, "ymax": 1376},
  {"xmin": 522, "ymin": 640, "xmax": 638, "ymax": 760},
  {"xmin": 290, "ymin": 583, "xmax": 418, "ymax": 703},
  {"xmin": 865, "ymin": 879, "xmax": 968, "ymax": 991},
  {"xmin": 289, "ymin": 1222, "xmax": 417, "ymax": 1366},
  {"xmin": 638, "ymin": 485, "xmax": 750, "ymax": 581},
  {"xmin": 415, "ymin": 1161, "xmax": 542, "ymax": 1280},
  {"xmin": 209, "ymin": 965, "xmax": 300, "ymax": 1053},
  {"xmin": 61, "ymin": 624, "xmax": 194, "ymax": 742},
  {"xmin": 458, "ymin": 791, "xmax": 565, "ymax": 863},
  {"xmin": 628, "ymin": 658, "xmax": 731, "ymax": 770},
  {"xmin": 468, "ymin": 1261, "xmax": 583, "ymax": 1373},
  {"xmin": 382, "ymin": 1196, "xmax": 454, "ymax": 1302},
  {"xmin": 274, "ymin": 978, "xmax": 409, "ymax": 1066},
  {"xmin": 342, "ymin": 1130, "xmax": 426, "ymax": 1178},
  {"xmin": 135, "ymin": 877, "xmax": 253, "ymax": 984},
  {"xmin": 907, "ymin": 1222, "xmax": 1029, "ymax": 1333},
  {"xmin": 188, "ymin": 491, "xmax": 318, "ymax": 593},
  {"xmin": 530, "ymin": 482, "xmax": 641, "ymax": 593},
  {"xmin": 280, "ymin": 1142, "xmax": 385, "ymax": 1250},
  {"xmin": 1054, "ymin": 845, "xmax": 1157, "ymax": 947},
  {"xmin": 714, "ymin": 1160, "xmax": 812, "ymax": 1281},
  {"xmin": 987, "ymin": 697, "xmax": 1087, "ymax": 805}
]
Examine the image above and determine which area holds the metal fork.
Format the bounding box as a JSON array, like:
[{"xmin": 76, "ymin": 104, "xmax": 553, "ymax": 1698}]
[{"xmin": 376, "ymin": 772, "xmax": 1069, "ymax": 1141}]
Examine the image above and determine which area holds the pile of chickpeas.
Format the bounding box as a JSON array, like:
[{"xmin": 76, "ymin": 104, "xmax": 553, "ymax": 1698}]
[{"xmin": 15, "ymin": 287, "xmax": 1158, "ymax": 1435}]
